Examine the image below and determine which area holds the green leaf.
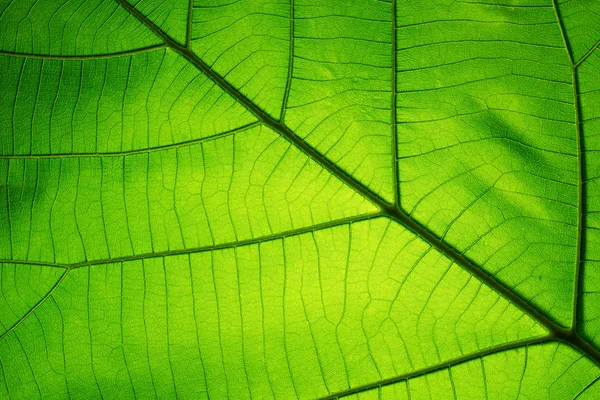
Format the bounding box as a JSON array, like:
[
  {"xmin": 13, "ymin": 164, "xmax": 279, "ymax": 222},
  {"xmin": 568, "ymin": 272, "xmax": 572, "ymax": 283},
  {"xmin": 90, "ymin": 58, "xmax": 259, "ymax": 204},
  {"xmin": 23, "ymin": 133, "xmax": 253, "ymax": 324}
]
[{"xmin": 1, "ymin": 0, "xmax": 599, "ymax": 398}]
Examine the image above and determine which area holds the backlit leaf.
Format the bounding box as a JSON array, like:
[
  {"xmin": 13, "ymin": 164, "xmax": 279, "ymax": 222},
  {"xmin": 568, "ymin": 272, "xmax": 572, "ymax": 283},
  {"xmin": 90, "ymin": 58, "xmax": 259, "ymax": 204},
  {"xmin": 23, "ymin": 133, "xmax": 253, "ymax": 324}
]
[{"xmin": 1, "ymin": 0, "xmax": 600, "ymax": 398}]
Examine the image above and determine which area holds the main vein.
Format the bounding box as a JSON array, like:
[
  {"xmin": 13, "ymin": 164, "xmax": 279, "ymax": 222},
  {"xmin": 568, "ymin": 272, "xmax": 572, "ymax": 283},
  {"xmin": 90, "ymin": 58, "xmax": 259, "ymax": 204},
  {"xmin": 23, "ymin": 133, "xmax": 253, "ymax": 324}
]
[
  {"xmin": 279, "ymin": 0, "xmax": 294, "ymax": 122},
  {"xmin": 1, "ymin": 2, "xmax": 598, "ymax": 398},
  {"xmin": 571, "ymin": 66, "xmax": 586, "ymax": 331},
  {"xmin": 0, "ymin": 45, "xmax": 166, "ymax": 60},
  {"xmin": 110, "ymin": 0, "xmax": 598, "ymax": 364}
]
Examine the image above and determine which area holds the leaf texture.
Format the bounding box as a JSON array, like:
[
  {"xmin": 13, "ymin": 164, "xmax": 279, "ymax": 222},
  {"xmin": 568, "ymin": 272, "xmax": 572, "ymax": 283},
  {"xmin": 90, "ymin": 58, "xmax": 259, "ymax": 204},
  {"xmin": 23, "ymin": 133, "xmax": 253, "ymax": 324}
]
[{"xmin": 1, "ymin": 0, "xmax": 600, "ymax": 398}]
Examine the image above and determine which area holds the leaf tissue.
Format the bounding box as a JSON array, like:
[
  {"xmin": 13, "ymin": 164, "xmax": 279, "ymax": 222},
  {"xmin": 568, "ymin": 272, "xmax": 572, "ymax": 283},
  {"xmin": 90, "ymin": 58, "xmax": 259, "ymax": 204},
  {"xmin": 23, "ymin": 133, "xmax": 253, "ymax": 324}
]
[{"xmin": 1, "ymin": 0, "xmax": 600, "ymax": 398}]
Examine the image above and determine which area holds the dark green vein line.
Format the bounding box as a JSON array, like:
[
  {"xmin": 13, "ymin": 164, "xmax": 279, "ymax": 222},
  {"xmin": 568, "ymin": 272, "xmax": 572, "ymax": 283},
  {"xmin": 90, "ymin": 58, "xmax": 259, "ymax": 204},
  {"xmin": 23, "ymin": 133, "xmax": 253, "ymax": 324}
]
[
  {"xmin": 0, "ymin": 122, "xmax": 259, "ymax": 159},
  {"xmin": 385, "ymin": 205, "xmax": 564, "ymax": 337},
  {"xmin": 280, "ymin": 0, "xmax": 294, "ymax": 122},
  {"xmin": 573, "ymin": 374, "xmax": 600, "ymax": 399},
  {"xmin": 571, "ymin": 66, "xmax": 586, "ymax": 332},
  {"xmin": 0, "ymin": 213, "xmax": 381, "ymax": 270},
  {"xmin": 551, "ymin": 0, "xmax": 574, "ymax": 64},
  {"xmin": 114, "ymin": 0, "xmax": 183, "ymax": 46},
  {"xmin": 0, "ymin": 45, "xmax": 167, "ymax": 60},
  {"xmin": 552, "ymin": 0, "xmax": 586, "ymax": 333},
  {"xmin": 70, "ymin": 213, "xmax": 382, "ymax": 268},
  {"xmin": 391, "ymin": 0, "xmax": 399, "ymax": 206},
  {"xmin": 561, "ymin": 332, "xmax": 600, "ymax": 372},
  {"xmin": 0, "ymin": 269, "xmax": 70, "ymax": 341},
  {"xmin": 575, "ymin": 39, "xmax": 600, "ymax": 68},
  {"xmin": 114, "ymin": 0, "xmax": 600, "ymax": 366},
  {"xmin": 186, "ymin": 0, "xmax": 194, "ymax": 48},
  {"xmin": 317, "ymin": 336, "xmax": 552, "ymax": 399},
  {"xmin": 0, "ymin": 259, "xmax": 67, "ymax": 269}
]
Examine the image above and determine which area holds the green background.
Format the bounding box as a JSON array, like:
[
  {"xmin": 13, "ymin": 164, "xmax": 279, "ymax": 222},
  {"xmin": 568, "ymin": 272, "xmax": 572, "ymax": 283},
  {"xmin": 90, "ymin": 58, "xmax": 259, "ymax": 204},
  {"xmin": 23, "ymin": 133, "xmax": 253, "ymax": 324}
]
[{"xmin": 1, "ymin": 0, "xmax": 600, "ymax": 398}]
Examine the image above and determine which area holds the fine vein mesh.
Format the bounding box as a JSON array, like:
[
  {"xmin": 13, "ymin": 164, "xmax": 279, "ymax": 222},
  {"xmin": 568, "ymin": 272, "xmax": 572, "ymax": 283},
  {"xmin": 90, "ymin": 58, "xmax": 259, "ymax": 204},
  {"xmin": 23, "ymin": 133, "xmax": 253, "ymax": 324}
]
[
  {"xmin": 336, "ymin": 343, "xmax": 600, "ymax": 400},
  {"xmin": 191, "ymin": 0, "xmax": 290, "ymax": 119},
  {"xmin": 0, "ymin": 0, "xmax": 600, "ymax": 398},
  {"xmin": 0, "ymin": 49, "xmax": 256, "ymax": 155},
  {"xmin": 284, "ymin": 0, "xmax": 395, "ymax": 203},
  {"xmin": 126, "ymin": 0, "xmax": 189, "ymax": 46},
  {"xmin": 395, "ymin": 0, "xmax": 578, "ymax": 326},
  {"xmin": 0, "ymin": 0, "xmax": 160, "ymax": 55},
  {"xmin": 0, "ymin": 125, "xmax": 375, "ymax": 264},
  {"xmin": 0, "ymin": 218, "xmax": 543, "ymax": 399}
]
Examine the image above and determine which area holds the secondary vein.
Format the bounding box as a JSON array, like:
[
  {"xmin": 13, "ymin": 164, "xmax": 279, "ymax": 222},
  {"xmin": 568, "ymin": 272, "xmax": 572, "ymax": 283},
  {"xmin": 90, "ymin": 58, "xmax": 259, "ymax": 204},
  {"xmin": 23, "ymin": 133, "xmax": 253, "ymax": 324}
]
[
  {"xmin": 317, "ymin": 336, "xmax": 552, "ymax": 399},
  {"xmin": 575, "ymin": 39, "xmax": 600, "ymax": 68},
  {"xmin": 0, "ymin": 269, "xmax": 70, "ymax": 341},
  {"xmin": 279, "ymin": 0, "xmax": 294, "ymax": 122},
  {"xmin": 0, "ymin": 44, "xmax": 167, "ymax": 60},
  {"xmin": 551, "ymin": 0, "xmax": 587, "ymax": 335},
  {"xmin": 0, "ymin": 122, "xmax": 260, "ymax": 159}
]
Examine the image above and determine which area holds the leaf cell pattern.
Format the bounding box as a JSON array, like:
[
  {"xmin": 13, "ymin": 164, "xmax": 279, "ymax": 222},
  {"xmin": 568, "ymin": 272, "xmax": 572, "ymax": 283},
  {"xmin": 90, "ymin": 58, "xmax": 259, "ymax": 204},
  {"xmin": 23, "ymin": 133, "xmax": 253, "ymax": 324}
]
[{"xmin": 1, "ymin": 0, "xmax": 600, "ymax": 398}]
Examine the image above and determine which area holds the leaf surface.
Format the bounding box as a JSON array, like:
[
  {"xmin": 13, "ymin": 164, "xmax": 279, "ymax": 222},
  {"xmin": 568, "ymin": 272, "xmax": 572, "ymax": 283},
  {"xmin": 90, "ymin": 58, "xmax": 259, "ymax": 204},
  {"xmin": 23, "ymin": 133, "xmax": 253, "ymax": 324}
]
[{"xmin": 1, "ymin": 0, "xmax": 600, "ymax": 398}]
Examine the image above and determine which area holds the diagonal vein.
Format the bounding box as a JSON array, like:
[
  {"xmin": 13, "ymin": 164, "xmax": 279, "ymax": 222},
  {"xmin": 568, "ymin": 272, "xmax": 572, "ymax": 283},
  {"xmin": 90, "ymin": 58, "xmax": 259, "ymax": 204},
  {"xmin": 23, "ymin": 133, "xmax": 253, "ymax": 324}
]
[
  {"xmin": 573, "ymin": 374, "xmax": 600, "ymax": 399},
  {"xmin": 575, "ymin": 39, "xmax": 600, "ymax": 68},
  {"xmin": 551, "ymin": 0, "xmax": 574, "ymax": 65},
  {"xmin": 0, "ymin": 269, "xmax": 69, "ymax": 341},
  {"xmin": 0, "ymin": 122, "xmax": 259, "ymax": 159},
  {"xmin": 0, "ymin": 213, "xmax": 382, "ymax": 270},
  {"xmin": 279, "ymin": 0, "xmax": 294, "ymax": 122},
  {"xmin": 109, "ymin": 0, "xmax": 600, "ymax": 359},
  {"xmin": 322, "ymin": 332, "xmax": 600, "ymax": 398},
  {"xmin": 318, "ymin": 336, "xmax": 553, "ymax": 399},
  {"xmin": 0, "ymin": 45, "xmax": 167, "ymax": 60}
]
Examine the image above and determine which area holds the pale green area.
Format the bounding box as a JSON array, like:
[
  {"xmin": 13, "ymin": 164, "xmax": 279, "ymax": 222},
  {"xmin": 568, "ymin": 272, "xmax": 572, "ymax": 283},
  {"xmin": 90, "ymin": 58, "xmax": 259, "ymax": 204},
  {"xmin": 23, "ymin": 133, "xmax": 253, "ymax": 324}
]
[
  {"xmin": 285, "ymin": 0, "xmax": 395, "ymax": 203},
  {"xmin": 0, "ymin": 219, "xmax": 544, "ymax": 399},
  {"xmin": 1, "ymin": 0, "xmax": 600, "ymax": 398},
  {"xmin": 580, "ymin": 51, "xmax": 600, "ymax": 347},
  {"xmin": 0, "ymin": 125, "xmax": 375, "ymax": 264},
  {"xmin": 0, "ymin": 0, "xmax": 160, "ymax": 55},
  {"xmin": 558, "ymin": 0, "xmax": 600, "ymax": 61},
  {"xmin": 0, "ymin": 49, "xmax": 256, "ymax": 155},
  {"xmin": 191, "ymin": 0, "xmax": 290, "ymax": 119},
  {"xmin": 340, "ymin": 343, "xmax": 600, "ymax": 400},
  {"xmin": 0, "ymin": 264, "xmax": 63, "ymax": 334},
  {"xmin": 127, "ymin": 0, "xmax": 189, "ymax": 45},
  {"xmin": 395, "ymin": 0, "xmax": 578, "ymax": 326}
]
